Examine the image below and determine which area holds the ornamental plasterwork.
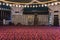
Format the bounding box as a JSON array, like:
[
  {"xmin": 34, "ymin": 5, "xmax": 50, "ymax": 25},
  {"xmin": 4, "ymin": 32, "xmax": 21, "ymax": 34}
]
[{"xmin": 0, "ymin": 0, "xmax": 58, "ymax": 4}]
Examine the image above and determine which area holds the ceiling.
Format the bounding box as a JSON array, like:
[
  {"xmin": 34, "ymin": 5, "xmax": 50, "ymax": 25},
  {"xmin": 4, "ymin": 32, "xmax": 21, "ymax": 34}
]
[
  {"xmin": 0, "ymin": 0, "xmax": 60, "ymax": 4},
  {"xmin": 5, "ymin": 0, "xmax": 51, "ymax": 2}
]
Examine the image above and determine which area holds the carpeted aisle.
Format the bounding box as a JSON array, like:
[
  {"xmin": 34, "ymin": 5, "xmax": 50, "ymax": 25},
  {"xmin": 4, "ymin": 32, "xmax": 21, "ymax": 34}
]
[{"xmin": 0, "ymin": 26, "xmax": 60, "ymax": 40}]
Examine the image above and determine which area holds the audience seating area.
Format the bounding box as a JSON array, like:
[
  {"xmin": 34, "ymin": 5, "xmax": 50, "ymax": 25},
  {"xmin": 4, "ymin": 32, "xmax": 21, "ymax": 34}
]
[{"xmin": 0, "ymin": 26, "xmax": 60, "ymax": 40}]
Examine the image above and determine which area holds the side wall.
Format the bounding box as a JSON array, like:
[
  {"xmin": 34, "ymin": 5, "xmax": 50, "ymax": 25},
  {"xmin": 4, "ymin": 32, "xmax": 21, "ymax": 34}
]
[{"xmin": 48, "ymin": 5, "xmax": 60, "ymax": 25}]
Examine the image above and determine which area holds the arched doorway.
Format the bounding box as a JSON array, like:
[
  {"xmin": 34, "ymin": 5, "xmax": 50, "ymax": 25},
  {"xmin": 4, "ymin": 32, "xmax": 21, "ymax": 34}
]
[
  {"xmin": 54, "ymin": 15, "xmax": 59, "ymax": 26},
  {"xmin": 34, "ymin": 13, "xmax": 38, "ymax": 25}
]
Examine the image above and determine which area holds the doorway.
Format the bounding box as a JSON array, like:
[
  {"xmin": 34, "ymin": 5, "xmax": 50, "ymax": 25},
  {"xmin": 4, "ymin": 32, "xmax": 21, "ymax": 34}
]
[
  {"xmin": 54, "ymin": 15, "xmax": 59, "ymax": 26},
  {"xmin": 0, "ymin": 10, "xmax": 11, "ymax": 25},
  {"xmin": 34, "ymin": 13, "xmax": 38, "ymax": 25}
]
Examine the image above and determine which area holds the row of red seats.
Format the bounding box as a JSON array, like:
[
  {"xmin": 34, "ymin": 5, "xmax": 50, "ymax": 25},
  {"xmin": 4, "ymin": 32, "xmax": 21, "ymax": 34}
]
[
  {"xmin": 0, "ymin": 31, "xmax": 60, "ymax": 40},
  {"xmin": 0, "ymin": 26, "xmax": 60, "ymax": 40}
]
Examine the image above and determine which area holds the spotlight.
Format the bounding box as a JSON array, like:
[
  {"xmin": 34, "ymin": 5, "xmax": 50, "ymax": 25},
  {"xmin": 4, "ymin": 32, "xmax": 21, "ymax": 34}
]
[
  {"xmin": 24, "ymin": 5, "xmax": 27, "ymax": 8},
  {"xmin": 44, "ymin": 4, "xmax": 47, "ymax": 7},
  {"xmin": 16, "ymin": 5, "xmax": 18, "ymax": 7},
  {"xmin": 9, "ymin": 4, "xmax": 12, "ymax": 7},
  {"xmin": 0, "ymin": 2, "xmax": 1, "ymax": 5},
  {"xmin": 51, "ymin": 3, "xmax": 54, "ymax": 6},
  {"xmin": 3, "ymin": 3, "xmax": 5, "ymax": 5},
  {"xmin": 55, "ymin": 2, "xmax": 58, "ymax": 5},
  {"xmin": 12, "ymin": 4, "xmax": 15, "ymax": 7},
  {"xmin": 42, "ymin": 5, "xmax": 44, "ymax": 7},
  {"xmin": 35, "ymin": 5, "xmax": 38, "ymax": 7},
  {"xmin": 6, "ymin": 3, "xmax": 9, "ymax": 6},
  {"xmin": 19, "ymin": 5, "xmax": 21, "ymax": 7},
  {"xmin": 27, "ymin": 5, "xmax": 29, "ymax": 8},
  {"xmin": 39, "ymin": 5, "xmax": 40, "ymax": 7},
  {"xmin": 30, "ymin": 5, "xmax": 32, "ymax": 7},
  {"xmin": 33, "ymin": 5, "xmax": 35, "ymax": 8}
]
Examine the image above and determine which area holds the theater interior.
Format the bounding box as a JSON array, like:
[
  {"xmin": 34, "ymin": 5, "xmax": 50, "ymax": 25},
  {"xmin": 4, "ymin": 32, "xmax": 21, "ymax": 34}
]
[{"xmin": 0, "ymin": 0, "xmax": 60, "ymax": 40}]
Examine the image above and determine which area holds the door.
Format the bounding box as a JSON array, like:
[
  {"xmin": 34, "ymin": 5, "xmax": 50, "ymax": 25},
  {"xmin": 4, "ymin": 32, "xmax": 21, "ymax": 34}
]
[
  {"xmin": 54, "ymin": 15, "xmax": 59, "ymax": 26},
  {"xmin": 0, "ymin": 10, "xmax": 11, "ymax": 25},
  {"xmin": 34, "ymin": 13, "xmax": 38, "ymax": 25}
]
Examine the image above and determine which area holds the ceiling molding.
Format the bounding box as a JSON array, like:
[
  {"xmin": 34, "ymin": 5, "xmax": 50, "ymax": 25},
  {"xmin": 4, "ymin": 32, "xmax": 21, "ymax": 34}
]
[{"xmin": 0, "ymin": 0, "xmax": 59, "ymax": 4}]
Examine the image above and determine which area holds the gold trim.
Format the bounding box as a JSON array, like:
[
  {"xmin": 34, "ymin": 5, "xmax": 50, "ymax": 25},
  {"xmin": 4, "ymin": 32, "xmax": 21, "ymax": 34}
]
[{"xmin": 0, "ymin": 0, "xmax": 58, "ymax": 4}]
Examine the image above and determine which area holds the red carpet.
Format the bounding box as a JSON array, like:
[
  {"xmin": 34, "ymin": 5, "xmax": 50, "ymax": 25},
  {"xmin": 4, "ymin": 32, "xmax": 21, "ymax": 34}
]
[{"xmin": 0, "ymin": 26, "xmax": 60, "ymax": 40}]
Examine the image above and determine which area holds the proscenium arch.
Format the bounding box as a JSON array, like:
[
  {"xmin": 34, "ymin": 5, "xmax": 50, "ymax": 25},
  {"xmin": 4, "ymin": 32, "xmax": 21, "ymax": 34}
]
[{"xmin": 0, "ymin": 0, "xmax": 58, "ymax": 4}]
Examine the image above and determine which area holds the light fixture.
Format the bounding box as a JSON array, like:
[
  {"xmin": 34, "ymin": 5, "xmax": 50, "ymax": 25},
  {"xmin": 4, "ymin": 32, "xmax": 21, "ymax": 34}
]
[
  {"xmin": 44, "ymin": 4, "xmax": 47, "ymax": 7},
  {"xmin": 30, "ymin": 5, "xmax": 32, "ymax": 7},
  {"xmin": 19, "ymin": 5, "xmax": 21, "ymax": 7},
  {"xmin": 55, "ymin": 2, "xmax": 58, "ymax": 5},
  {"xmin": 35, "ymin": 5, "xmax": 38, "ymax": 7},
  {"xmin": 16, "ymin": 5, "xmax": 18, "ymax": 7},
  {"xmin": 12, "ymin": 4, "xmax": 15, "ymax": 7},
  {"xmin": 3, "ymin": 3, "xmax": 5, "ymax": 5},
  {"xmin": 6, "ymin": 3, "xmax": 9, "ymax": 6},
  {"xmin": 39, "ymin": 5, "xmax": 40, "ymax": 7},
  {"xmin": 24, "ymin": 5, "xmax": 27, "ymax": 8},
  {"xmin": 42, "ymin": 5, "xmax": 44, "ymax": 7},
  {"xmin": 27, "ymin": 5, "xmax": 29, "ymax": 8},
  {"xmin": 51, "ymin": 3, "xmax": 54, "ymax": 6},
  {"xmin": 0, "ymin": 2, "xmax": 1, "ymax": 5},
  {"xmin": 9, "ymin": 4, "xmax": 12, "ymax": 7},
  {"xmin": 33, "ymin": 5, "xmax": 35, "ymax": 8}
]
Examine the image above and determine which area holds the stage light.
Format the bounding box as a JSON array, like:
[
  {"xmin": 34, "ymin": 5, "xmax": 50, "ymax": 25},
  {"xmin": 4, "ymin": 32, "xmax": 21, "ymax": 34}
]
[
  {"xmin": 44, "ymin": 4, "xmax": 47, "ymax": 7},
  {"xmin": 42, "ymin": 5, "xmax": 44, "ymax": 7},
  {"xmin": 19, "ymin": 5, "xmax": 21, "ymax": 7},
  {"xmin": 55, "ymin": 2, "xmax": 58, "ymax": 5},
  {"xmin": 27, "ymin": 5, "xmax": 29, "ymax": 8},
  {"xmin": 35, "ymin": 5, "xmax": 38, "ymax": 7},
  {"xmin": 24, "ymin": 5, "xmax": 27, "ymax": 8},
  {"xmin": 30, "ymin": 5, "xmax": 32, "ymax": 7},
  {"xmin": 51, "ymin": 3, "xmax": 54, "ymax": 6},
  {"xmin": 39, "ymin": 5, "xmax": 40, "ymax": 7},
  {"xmin": 12, "ymin": 4, "xmax": 15, "ymax": 7},
  {"xmin": 6, "ymin": 3, "xmax": 9, "ymax": 6},
  {"xmin": 16, "ymin": 5, "xmax": 18, "ymax": 7},
  {"xmin": 33, "ymin": 5, "xmax": 35, "ymax": 8},
  {"xmin": 3, "ymin": 3, "xmax": 5, "ymax": 5}
]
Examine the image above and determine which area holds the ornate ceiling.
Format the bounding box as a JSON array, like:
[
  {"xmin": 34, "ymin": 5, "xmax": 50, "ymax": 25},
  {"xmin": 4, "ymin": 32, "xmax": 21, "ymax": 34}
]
[{"xmin": 0, "ymin": 0, "xmax": 59, "ymax": 4}]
